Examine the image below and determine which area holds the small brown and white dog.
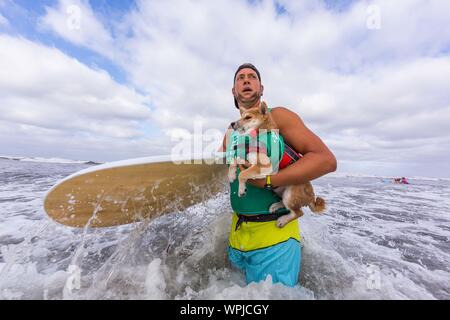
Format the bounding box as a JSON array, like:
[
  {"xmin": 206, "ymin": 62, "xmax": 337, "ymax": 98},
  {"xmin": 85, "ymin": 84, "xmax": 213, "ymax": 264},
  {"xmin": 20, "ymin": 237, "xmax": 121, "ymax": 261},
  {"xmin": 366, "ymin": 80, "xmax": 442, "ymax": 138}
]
[{"xmin": 228, "ymin": 102, "xmax": 326, "ymax": 228}]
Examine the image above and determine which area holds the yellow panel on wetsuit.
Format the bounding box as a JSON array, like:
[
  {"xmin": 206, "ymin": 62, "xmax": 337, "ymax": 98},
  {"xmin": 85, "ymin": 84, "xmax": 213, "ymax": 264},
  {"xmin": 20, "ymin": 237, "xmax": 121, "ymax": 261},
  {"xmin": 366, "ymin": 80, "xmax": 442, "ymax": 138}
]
[{"xmin": 229, "ymin": 212, "xmax": 300, "ymax": 252}]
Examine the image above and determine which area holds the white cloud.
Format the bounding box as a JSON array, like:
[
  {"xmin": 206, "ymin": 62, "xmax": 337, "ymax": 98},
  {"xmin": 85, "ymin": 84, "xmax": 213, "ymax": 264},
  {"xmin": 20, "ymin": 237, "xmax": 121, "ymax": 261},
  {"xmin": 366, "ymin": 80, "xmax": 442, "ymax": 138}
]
[
  {"xmin": 4, "ymin": 0, "xmax": 450, "ymax": 176},
  {"xmin": 39, "ymin": 0, "xmax": 115, "ymax": 59},
  {"xmin": 0, "ymin": 35, "xmax": 161, "ymax": 161},
  {"xmin": 109, "ymin": 0, "xmax": 450, "ymax": 173},
  {"xmin": 0, "ymin": 12, "xmax": 8, "ymax": 27},
  {"xmin": 0, "ymin": 119, "xmax": 169, "ymax": 162}
]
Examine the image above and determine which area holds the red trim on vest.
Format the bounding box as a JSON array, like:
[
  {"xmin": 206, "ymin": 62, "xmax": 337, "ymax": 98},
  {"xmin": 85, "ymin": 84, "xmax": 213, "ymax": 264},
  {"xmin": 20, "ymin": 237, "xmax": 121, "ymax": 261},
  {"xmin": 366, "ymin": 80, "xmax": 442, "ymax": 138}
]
[{"xmin": 279, "ymin": 142, "xmax": 302, "ymax": 169}]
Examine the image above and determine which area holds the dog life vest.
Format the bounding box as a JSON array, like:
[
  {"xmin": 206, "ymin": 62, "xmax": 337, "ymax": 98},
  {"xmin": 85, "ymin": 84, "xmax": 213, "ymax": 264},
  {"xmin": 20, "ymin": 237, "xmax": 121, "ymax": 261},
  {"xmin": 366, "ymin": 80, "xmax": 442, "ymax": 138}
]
[{"xmin": 226, "ymin": 128, "xmax": 302, "ymax": 215}]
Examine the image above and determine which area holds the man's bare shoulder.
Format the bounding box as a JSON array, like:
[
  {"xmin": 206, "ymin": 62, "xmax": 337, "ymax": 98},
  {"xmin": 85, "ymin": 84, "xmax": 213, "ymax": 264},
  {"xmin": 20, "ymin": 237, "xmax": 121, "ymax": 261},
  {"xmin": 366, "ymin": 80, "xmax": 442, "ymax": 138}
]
[
  {"xmin": 270, "ymin": 106, "xmax": 290, "ymax": 113},
  {"xmin": 270, "ymin": 106, "xmax": 304, "ymax": 127},
  {"xmin": 270, "ymin": 106, "xmax": 299, "ymax": 116}
]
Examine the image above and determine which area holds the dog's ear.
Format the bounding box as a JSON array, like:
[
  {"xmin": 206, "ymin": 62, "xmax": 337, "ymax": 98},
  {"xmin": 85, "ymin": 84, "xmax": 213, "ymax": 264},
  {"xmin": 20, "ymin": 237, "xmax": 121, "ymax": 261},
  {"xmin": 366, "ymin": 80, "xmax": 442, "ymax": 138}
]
[{"xmin": 260, "ymin": 101, "xmax": 268, "ymax": 115}]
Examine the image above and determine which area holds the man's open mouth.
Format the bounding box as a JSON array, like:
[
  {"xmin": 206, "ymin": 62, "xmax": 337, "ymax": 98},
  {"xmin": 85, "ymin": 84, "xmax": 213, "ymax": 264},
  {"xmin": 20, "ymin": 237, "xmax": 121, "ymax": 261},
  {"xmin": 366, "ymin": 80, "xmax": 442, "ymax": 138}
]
[{"xmin": 242, "ymin": 88, "xmax": 253, "ymax": 93}]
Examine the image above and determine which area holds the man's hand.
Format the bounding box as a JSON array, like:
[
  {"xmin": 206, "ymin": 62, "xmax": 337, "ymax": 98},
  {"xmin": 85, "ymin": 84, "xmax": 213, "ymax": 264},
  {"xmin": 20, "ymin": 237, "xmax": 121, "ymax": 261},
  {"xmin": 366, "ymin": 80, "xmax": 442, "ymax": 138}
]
[{"xmin": 238, "ymin": 163, "xmax": 266, "ymax": 189}]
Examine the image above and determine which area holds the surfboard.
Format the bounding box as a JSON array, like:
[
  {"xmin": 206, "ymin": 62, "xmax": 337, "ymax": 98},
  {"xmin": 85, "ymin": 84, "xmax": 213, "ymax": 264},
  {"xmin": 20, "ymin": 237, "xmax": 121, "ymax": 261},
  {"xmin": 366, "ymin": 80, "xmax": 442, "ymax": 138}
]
[{"xmin": 44, "ymin": 154, "xmax": 228, "ymax": 228}]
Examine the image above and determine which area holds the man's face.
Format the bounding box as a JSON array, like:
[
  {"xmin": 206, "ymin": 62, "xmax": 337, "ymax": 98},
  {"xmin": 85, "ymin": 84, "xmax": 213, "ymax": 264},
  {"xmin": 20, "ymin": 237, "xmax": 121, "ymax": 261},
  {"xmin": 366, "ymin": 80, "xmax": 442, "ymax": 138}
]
[{"xmin": 232, "ymin": 68, "xmax": 263, "ymax": 108}]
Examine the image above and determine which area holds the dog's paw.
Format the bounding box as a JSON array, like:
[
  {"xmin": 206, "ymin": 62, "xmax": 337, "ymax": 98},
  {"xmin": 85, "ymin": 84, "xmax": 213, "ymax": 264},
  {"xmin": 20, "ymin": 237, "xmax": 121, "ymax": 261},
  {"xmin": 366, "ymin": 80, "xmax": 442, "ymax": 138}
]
[
  {"xmin": 276, "ymin": 216, "xmax": 290, "ymax": 228},
  {"xmin": 238, "ymin": 185, "xmax": 247, "ymax": 197},
  {"xmin": 276, "ymin": 213, "xmax": 296, "ymax": 228},
  {"xmin": 269, "ymin": 202, "xmax": 285, "ymax": 214},
  {"xmin": 238, "ymin": 189, "xmax": 247, "ymax": 197}
]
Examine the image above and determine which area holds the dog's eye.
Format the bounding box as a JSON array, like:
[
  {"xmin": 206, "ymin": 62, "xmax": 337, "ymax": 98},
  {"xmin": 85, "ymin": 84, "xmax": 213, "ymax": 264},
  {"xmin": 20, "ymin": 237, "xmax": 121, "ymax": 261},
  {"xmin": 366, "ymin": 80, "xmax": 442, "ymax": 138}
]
[{"xmin": 244, "ymin": 116, "xmax": 251, "ymax": 120}]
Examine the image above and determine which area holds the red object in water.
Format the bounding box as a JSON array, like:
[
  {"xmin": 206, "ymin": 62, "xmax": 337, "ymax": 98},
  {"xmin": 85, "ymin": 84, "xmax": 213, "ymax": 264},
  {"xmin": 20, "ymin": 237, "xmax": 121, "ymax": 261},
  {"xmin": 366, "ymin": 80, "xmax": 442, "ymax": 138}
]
[{"xmin": 394, "ymin": 177, "xmax": 409, "ymax": 184}]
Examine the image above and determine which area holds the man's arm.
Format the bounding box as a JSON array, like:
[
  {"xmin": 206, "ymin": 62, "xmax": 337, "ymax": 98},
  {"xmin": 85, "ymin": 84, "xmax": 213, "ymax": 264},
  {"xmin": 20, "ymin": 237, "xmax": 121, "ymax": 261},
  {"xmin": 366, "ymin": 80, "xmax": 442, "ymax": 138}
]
[
  {"xmin": 247, "ymin": 107, "xmax": 337, "ymax": 188},
  {"xmin": 271, "ymin": 107, "xmax": 336, "ymax": 186}
]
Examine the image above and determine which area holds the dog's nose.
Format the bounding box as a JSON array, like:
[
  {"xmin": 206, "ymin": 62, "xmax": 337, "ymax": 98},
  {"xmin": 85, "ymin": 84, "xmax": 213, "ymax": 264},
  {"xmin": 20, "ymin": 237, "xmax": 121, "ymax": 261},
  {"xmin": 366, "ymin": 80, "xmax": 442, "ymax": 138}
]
[{"xmin": 230, "ymin": 122, "xmax": 236, "ymax": 129}]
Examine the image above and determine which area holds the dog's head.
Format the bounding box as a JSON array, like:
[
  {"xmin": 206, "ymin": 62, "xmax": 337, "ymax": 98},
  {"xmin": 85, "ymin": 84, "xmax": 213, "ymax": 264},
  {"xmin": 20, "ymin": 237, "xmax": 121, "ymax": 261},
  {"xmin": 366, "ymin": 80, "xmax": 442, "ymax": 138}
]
[{"xmin": 230, "ymin": 102, "xmax": 271, "ymax": 134}]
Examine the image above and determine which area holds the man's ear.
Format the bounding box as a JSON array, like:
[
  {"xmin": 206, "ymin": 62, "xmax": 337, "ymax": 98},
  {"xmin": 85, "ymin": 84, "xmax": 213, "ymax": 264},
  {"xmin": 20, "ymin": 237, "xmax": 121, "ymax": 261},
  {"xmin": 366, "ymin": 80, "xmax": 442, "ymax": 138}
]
[
  {"xmin": 260, "ymin": 84, "xmax": 264, "ymax": 97},
  {"xmin": 232, "ymin": 87, "xmax": 237, "ymax": 98}
]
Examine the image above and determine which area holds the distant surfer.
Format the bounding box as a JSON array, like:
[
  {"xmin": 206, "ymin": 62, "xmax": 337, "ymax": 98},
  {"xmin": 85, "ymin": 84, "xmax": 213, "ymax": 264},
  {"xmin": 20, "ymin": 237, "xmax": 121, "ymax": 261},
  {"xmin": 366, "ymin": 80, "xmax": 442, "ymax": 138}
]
[
  {"xmin": 394, "ymin": 177, "xmax": 409, "ymax": 184},
  {"xmin": 220, "ymin": 63, "xmax": 337, "ymax": 287}
]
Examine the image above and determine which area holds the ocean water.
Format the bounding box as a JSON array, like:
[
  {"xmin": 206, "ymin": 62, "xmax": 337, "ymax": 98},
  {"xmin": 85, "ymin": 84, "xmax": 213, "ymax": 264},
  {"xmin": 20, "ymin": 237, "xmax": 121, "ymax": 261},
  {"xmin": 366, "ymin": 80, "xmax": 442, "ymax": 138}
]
[{"xmin": 0, "ymin": 157, "xmax": 449, "ymax": 300}]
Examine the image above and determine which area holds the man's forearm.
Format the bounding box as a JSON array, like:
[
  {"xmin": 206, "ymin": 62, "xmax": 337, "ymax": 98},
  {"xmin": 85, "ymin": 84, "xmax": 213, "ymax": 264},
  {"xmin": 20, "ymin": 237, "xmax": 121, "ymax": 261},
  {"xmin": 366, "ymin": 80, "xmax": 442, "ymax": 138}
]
[{"xmin": 271, "ymin": 152, "xmax": 336, "ymax": 187}]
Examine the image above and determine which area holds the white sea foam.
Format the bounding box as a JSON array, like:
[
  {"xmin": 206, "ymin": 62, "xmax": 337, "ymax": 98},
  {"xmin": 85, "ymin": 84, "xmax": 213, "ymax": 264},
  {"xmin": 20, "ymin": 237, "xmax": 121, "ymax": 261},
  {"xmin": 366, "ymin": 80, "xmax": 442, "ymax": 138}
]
[
  {"xmin": 0, "ymin": 155, "xmax": 99, "ymax": 165},
  {"xmin": 0, "ymin": 159, "xmax": 449, "ymax": 299}
]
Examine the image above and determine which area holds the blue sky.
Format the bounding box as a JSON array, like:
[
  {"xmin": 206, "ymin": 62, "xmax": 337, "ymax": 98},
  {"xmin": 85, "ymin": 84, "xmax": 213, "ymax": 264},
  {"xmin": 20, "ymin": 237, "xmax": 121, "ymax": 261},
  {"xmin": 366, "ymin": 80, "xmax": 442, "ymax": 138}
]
[
  {"xmin": 1, "ymin": 0, "xmax": 450, "ymax": 178},
  {"xmin": 0, "ymin": 0, "xmax": 129, "ymax": 83},
  {"xmin": 1, "ymin": 0, "xmax": 357, "ymax": 83},
  {"xmin": 324, "ymin": 0, "xmax": 354, "ymax": 12}
]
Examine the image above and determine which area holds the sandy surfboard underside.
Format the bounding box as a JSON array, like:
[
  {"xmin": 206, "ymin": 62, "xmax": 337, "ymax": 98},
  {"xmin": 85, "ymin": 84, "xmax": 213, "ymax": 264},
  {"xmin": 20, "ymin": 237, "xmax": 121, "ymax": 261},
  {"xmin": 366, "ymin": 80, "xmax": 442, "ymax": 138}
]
[{"xmin": 44, "ymin": 157, "xmax": 228, "ymax": 228}]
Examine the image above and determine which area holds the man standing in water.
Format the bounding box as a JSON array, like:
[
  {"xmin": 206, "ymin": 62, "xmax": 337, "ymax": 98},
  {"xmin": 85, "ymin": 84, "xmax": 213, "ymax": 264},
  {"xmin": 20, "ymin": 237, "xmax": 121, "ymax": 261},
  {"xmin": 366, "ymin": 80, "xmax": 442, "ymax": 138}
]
[{"xmin": 220, "ymin": 63, "xmax": 337, "ymax": 287}]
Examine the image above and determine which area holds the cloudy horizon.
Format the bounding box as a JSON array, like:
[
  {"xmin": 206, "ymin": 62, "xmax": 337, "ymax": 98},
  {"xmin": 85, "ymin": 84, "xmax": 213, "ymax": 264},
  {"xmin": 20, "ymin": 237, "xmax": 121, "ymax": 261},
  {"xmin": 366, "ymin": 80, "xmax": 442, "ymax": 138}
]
[{"xmin": 1, "ymin": 0, "xmax": 450, "ymax": 178}]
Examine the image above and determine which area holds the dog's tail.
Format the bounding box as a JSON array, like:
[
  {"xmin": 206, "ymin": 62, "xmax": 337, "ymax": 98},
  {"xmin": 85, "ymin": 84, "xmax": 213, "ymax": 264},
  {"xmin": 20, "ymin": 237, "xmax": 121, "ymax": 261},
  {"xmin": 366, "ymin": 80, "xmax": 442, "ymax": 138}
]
[{"xmin": 309, "ymin": 197, "xmax": 326, "ymax": 214}]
